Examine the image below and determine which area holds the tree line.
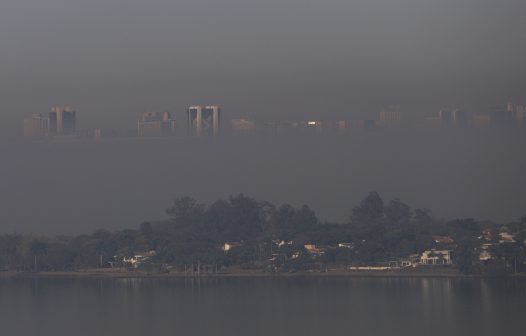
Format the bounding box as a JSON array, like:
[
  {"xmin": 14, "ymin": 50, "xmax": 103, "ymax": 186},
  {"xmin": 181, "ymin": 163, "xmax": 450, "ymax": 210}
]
[{"xmin": 1, "ymin": 192, "xmax": 525, "ymax": 275}]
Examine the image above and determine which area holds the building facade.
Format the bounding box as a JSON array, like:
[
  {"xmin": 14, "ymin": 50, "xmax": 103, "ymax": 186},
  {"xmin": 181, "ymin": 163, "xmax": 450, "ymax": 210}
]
[
  {"xmin": 187, "ymin": 105, "xmax": 221, "ymax": 136},
  {"xmin": 23, "ymin": 113, "xmax": 49, "ymax": 138},
  {"xmin": 420, "ymin": 250, "xmax": 453, "ymax": 265},
  {"xmin": 379, "ymin": 105, "xmax": 401, "ymax": 127},
  {"xmin": 49, "ymin": 106, "xmax": 76, "ymax": 135},
  {"xmin": 137, "ymin": 112, "xmax": 176, "ymax": 137}
]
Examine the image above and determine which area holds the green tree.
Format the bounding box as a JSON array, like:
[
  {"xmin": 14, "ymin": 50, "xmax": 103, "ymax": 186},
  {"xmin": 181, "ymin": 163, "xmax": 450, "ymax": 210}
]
[
  {"xmin": 414, "ymin": 208, "xmax": 432, "ymax": 226},
  {"xmin": 351, "ymin": 191, "xmax": 384, "ymax": 224},
  {"xmin": 166, "ymin": 197, "xmax": 205, "ymax": 223},
  {"xmin": 385, "ymin": 198, "xmax": 412, "ymax": 226}
]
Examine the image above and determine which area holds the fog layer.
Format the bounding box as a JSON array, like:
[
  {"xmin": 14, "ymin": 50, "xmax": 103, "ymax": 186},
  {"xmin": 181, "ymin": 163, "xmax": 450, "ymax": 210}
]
[
  {"xmin": 1, "ymin": 130, "xmax": 525, "ymax": 234},
  {"xmin": 1, "ymin": 0, "xmax": 526, "ymax": 136}
]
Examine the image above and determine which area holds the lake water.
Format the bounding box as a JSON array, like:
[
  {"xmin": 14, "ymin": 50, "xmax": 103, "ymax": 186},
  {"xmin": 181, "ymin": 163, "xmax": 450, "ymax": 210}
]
[{"xmin": 1, "ymin": 277, "xmax": 525, "ymax": 336}]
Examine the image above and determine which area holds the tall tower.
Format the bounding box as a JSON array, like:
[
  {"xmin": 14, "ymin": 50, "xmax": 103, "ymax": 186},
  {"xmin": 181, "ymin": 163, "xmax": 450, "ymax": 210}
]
[
  {"xmin": 49, "ymin": 106, "xmax": 76, "ymax": 135},
  {"xmin": 187, "ymin": 105, "xmax": 221, "ymax": 136}
]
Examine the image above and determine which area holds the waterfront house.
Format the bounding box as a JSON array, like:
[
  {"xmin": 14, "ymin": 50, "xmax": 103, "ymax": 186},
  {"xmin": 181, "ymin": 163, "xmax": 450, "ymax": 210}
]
[
  {"xmin": 273, "ymin": 240, "xmax": 294, "ymax": 248},
  {"xmin": 498, "ymin": 232, "xmax": 516, "ymax": 244},
  {"xmin": 222, "ymin": 242, "xmax": 244, "ymax": 252},
  {"xmin": 304, "ymin": 244, "xmax": 326, "ymax": 257},
  {"xmin": 420, "ymin": 250, "xmax": 453, "ymax": 265},
  {"xmin": 123, "ymin": 250, "xmax": 157, "ymax": 268},
  {"xmin": 398, "ymin": 254, "xmax": 420, "ymax": 268},
  {"xmin": 479, "ymin": 244, "xmax": 495, "ymax": 262}
]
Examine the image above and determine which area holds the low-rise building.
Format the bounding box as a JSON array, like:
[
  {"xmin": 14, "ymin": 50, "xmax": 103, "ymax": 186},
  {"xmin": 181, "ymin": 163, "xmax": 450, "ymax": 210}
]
[
  {"xmin": 273, "ymin": 240, "xmax": 294, "ymax": 248},
  {"xmin": 222, "ymin": 242, "xmax": 244, "ymax": 253},
  {"xmin": 420, "ymin": 250, "xmax": 453, "ymax": 265},
  {"xmin": 479, "ymin": 244, "xmax": 495, "ymax": 262},
  {"xmin": 304, "ymin": 244, "xmax": 326, "ymax": 257},
  {"xmin": 481, "ymin": 228, "xmax": 495, "ymax": 241},
  {"xmin": 499, "ymin": 232, "xmax": 516, "ymax": 243},
  {"xmin": 138, "ymin": 111, "xmax": 176, "ymax": 137},
  {"xmin": 398, "ymin": 254, "xmax": 421, "ymax": 268},
  {"xmin": 123, "ymin": 250, "xmax": 157, "ymax": 268}
]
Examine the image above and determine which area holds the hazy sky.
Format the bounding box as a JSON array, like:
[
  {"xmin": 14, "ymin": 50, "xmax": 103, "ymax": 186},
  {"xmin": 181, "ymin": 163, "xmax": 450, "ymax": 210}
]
[
  {"xmin": 1, "ymin": 1, "xmax": 526, "ymax": 235},
  {"xmin": 1, "ymin": 130, "xmax": 525, "ymax": 234},
  {"xmin": 1, "ymin": 0, "xmax": 526, "ymax": 136}
]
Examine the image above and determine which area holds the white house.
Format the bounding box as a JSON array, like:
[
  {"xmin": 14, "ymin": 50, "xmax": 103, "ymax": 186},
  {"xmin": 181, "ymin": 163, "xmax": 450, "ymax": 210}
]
[
  {"xmin": 123, "ymin": 250, "xmax": 157, "ymax": 268},
  {"xmin": 420, "ymin": 250, "xmax": 453, "ymax": 265}
]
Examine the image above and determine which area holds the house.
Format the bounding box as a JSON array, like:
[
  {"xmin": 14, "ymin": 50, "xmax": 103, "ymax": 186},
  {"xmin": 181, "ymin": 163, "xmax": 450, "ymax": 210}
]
[
  {"xmin": 498, "ymin": 232, "xmax": 516, "ymax": 244},
  {"xmin": 479, "ymin": 244, "xmax": 495, "ymax": 262},
  {"xmin": 273, "ymin": 240, "xmax": 294, "ymax": 248},
  {"xmin": 304, "ymin": 244, "xmax": 326, "ymax": 257},
  {"xmin": 420, "ymin": 250, "xmax": 453, "ymax": 265},
  {"xmin": 222, "ymin": 242, "xmax": 244, "ymax": 252},
  {"xmin": 482, "ymin": 228, "xmax": 495, "ymax": 241},
  {"xmin": 123, "ymin": 250, "xmax": 157, "ymax": 268},
  {"xmin": 432, "ymin": 236, "xmax": 455, "ymax": 244},
  {"xmin": 337, "ymin": 243, "xmax": 354, "ymax": 249},
  {"xmin": 398, "ymin": 254, "xmax": 420, "ymax": 268}
]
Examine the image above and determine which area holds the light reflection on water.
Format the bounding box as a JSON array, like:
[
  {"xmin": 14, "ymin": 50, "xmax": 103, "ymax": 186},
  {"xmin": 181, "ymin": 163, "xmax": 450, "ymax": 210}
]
[{"xmin": 0, "ymin": 277, "xmax": 525, "ymax": 336}]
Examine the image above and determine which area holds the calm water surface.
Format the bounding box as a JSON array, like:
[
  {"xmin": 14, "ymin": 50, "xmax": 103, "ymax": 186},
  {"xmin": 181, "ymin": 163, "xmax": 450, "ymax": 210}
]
[{"xmin": 0, "ymin": 277, "xmax": 525, "ymax": 336}]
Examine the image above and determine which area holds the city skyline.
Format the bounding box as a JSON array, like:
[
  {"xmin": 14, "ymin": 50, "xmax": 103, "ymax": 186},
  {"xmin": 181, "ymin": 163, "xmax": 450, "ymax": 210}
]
[
  {"xmin": 2, "ymin": 1, "xmax": 526, "ymax": 139},
  {"xmin": 18, "ymin": 100, "xmax": 526, "ymax": 140}
]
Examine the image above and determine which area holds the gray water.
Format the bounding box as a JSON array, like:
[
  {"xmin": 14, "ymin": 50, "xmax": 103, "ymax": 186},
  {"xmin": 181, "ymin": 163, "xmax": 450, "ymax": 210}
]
[{"xmin": 1, "ymin": 277, "xmax": 525, "ymax": 336}]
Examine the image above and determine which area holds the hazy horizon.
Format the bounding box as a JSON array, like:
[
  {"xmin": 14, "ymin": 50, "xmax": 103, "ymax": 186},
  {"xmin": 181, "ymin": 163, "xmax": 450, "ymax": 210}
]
[
  {"xmin": 1, "ymin": 1, "xmax": 525, "ymax": 235},
  {"xmin": 2, "ymin": 0, "xmax": 526, "ymax": 137},
  {"xmin": 1, "ymin": 129, "xmax": 524, "ymax": 235}
]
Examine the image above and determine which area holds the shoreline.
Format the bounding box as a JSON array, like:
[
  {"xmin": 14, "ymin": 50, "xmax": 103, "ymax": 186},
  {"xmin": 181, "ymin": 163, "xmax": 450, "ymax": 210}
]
[{"xmin": 2, "ymin": 269, "xmax": 525, "ymax": 280}]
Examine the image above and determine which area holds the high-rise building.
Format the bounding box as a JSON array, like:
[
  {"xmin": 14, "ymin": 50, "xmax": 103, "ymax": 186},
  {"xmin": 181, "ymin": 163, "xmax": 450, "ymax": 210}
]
[
  {"xmin": 505, "ymin": 103, "xmax": 526, "ymax": 128},
  {"xmin": 439, "ymin": 109, "xmax": 453, "ymax": 127},
  {"xmin": 137, "ymin": 111, "xmax": 176, "ymax": 137},
  {"xmin": 379, "ymin": 105, "xmax": 401, "ymax": 126},
  {"xmin": 490, "ymin": 106, "xmax": 514, "ymax": 128},
  {"xmin": 438, "ymin": 108, "xmax": 468, "ymax": 128},
  {"xmin": 23, "ymin": 113, "xmax": 49, "ymax": 138},
  {"xmin": 357, "ymin": 119, "xmax": 375, "ymax": 130},
  {"xmin": 187, "ymin": 105, "xmax": 221, "ymax": 136},
  {"xmin": 515, "ymin": 105, "xmax": 526, "ymax": 128},
  {"xmin": 452, "ymin": 109, "xmax": 468, "ymax": 128},
  {"xmin": 49, "ymin": 106, "xmax": 76, "ymax": 135},
  {"xmin": 334, "ymin": 120, "xmax": 350, "ymax": 134}
]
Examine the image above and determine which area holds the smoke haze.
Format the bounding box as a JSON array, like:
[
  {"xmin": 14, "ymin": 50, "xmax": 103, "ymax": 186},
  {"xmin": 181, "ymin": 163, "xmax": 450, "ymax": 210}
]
[
  {"xmin": 0, "ymin": 1, "xmax": 525, "ymax": 234},
  {"xmin": 1, "ymin": 0, "xmax": 526, "ymax": 136},
  {"xmin": 0, "ymin": 130, "xmax": 524, "ymax": 234}
]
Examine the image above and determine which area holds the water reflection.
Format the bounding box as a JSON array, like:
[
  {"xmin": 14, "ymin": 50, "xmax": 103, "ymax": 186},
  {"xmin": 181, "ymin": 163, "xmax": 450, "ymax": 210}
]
[{"xmin": 0, "ymin": 277, "xmax": 524, "ymax": 336}]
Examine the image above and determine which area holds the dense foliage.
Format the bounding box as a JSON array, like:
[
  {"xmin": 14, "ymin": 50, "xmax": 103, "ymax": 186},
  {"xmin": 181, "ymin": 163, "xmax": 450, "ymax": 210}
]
[{"xmin": 1, "ymin": 192, "xmax": 525, "ymax": 275}]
